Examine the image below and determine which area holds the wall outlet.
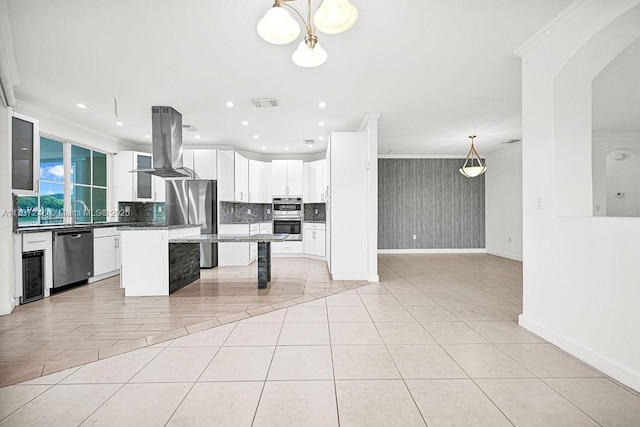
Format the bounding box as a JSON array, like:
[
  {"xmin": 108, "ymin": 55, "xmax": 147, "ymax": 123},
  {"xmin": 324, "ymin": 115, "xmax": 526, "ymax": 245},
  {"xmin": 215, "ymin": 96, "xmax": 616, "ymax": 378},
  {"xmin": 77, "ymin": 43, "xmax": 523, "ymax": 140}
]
[
  {"xmin": 247, "ymin": 208, "xmax": 252, "ymax": 214},
  {"xmin": 157, "ymin": 206, "xmax": 163, "ymax": 213},
  {"xmin": 412, "ymin": 234, "xmax": 417, "ymax": 240},
  {"xmin": 315, "ymin": 209, "xmax": 318, "ymax": 214},
  {"xmin": 508, "ymin": 237, "xmax": 512, "ymax": 243},
  {"xmin": 231, "ymin": 206, "xmax": 234, "ymax": 213},
  {"xmin": 536, "ymin": 196, "xmax": 545, "ymax": 210},
  {"xmin": 267, "ymin": 208, "xmax": 271, "ymax": 214}
]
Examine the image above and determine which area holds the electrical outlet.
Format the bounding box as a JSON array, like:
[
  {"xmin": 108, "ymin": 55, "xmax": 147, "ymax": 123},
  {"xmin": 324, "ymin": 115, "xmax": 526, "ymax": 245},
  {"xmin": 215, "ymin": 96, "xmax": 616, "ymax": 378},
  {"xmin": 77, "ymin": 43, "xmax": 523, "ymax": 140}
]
[
  {"xmin": 412, "ymin": 234, "xmax": 417, "ymax": 240},
  {"xmin": 157, "ymin": 206, "xmax": 163, "ymax": 213},
  {"xmin": 315, "ymin": 209, "xmax": 318, "ymax": 214},
  {"xmin": 267, "ymin": 208, "xmax": 271, "ymax": 214},
  {"xmin": 231, "ymin": 206, "xmax": 234, "ymax": 213},
  {"xmin": 536, "ymin": 196, "xmax": 545, "ymax": 210},
  {"xmin": 508, "ymin": 237, "xmax": 512, "ymax": 243},
  {"xmin": 247, "ymin": 208, "xmax": 252, "ymax": 214}
]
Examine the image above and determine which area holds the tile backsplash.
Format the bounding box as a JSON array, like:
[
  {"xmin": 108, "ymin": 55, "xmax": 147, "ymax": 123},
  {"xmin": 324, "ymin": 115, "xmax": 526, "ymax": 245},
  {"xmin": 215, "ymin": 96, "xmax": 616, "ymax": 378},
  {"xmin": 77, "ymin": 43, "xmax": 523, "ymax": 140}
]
[
  {"xmin": 304, "ymin": 203, "xmax": 326, "ymax": 222},
  {"xmin": 220, "ymin": 202, "xmax": 272, "ymax": 224},
  {"xmin": 118, "ymin": 202, "xmax": 166, "ymax": 223}
]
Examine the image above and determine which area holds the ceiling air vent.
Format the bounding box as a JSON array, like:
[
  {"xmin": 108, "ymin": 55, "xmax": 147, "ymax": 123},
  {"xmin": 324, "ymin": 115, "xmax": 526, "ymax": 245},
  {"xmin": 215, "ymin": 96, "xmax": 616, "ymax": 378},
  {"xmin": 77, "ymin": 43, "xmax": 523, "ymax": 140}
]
[
  {"xmin": 182, "ymin": 124, "xmax": 199, "ymax": 132},
  {"xmin": 252, "ymin": 98, "xmax": 279, "ymax": 108},
  {"xmin": 504, "ymin": 139, "xmax": 521, "ymax": 144},
  {"xmin": 303, "ymin": 139, "xmax": 315, "ymax": 146}
]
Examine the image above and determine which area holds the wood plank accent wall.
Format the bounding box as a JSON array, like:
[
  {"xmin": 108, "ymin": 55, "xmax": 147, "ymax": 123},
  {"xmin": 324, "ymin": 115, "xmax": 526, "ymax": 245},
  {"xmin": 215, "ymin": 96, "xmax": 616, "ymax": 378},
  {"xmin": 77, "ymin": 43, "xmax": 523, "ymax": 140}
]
[{"xmin": 378, "ymin": 159, "xmax": 485, "ymax": 249}]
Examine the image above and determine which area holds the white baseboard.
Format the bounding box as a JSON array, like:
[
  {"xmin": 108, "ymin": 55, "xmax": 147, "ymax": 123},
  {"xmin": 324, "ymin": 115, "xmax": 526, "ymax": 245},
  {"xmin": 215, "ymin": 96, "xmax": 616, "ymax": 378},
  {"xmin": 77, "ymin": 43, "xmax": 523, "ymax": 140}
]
[
  {"xmin": 519, "ymin": 314, "xmax": 640, "ymax": 392},
  {"xmin": 368, "ymin": 274, "xmax": 380, "ymax": 283},
  {"xmin": 89, "ymin": 270, "xmax": 120, "ymax": 283},
  {"xmin": 377, "ymin": 248, "xmax": 487, "ymax": 254},
  {"xmin": 486, "ymin": 250, "xmax": 523, "ymax": 261},
  {"xmin": 0, "ymin": 298, "xmax": 16, "ymax": 316},
  {"xmin": 331, "ymin": 273, "xmax": 369, "ymax": 280}
]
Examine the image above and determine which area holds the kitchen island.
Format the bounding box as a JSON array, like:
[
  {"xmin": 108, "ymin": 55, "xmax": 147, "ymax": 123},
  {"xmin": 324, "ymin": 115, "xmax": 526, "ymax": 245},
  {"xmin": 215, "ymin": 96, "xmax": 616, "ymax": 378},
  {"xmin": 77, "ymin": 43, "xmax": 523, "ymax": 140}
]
[
  {"xmin": 170, "ymin": 234, "xmax": 289, "ymax": 289},
  {"xmin": 119, "ymin": 224, "xmax": 202, "ymax": 296}
]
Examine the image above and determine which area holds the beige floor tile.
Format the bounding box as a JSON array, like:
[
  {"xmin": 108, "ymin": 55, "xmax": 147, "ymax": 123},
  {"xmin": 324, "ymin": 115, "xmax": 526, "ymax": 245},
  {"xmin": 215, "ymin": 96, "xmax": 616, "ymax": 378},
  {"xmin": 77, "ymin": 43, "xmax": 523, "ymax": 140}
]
[
  {"xmin": 223, "ymin": 322, "xmax": 282, "ymax": 346},
  {"xmin": 61, "ymin": 348, "xmax": 162, "ymax": 384},
  {"xmin": 366, "ymin": 305, "xmax": 415, "ymax": 321},
  {"xmin": 284, "ymin": 306, "xmax": 328, "ymax": 323},
  {"xmin": 81, "ymin": 383, "xmax": 191, "ymax": 427},
  {"xmin": 267, "ymin": 346, "xmax": 333, "ymax": 380},
  {"xmin": 544, "ymin": 378, "xmax": 640, "ymax": 426},
  {"xmin": 0, "ymin": 384, "xmax": 51, "ymax": 420},
  {"xmin": 325, "ymin": 294, "xmax": 364, "ymax": 307},
  {"xmin": 375, "ymin": 322, "xmax": 436, "ymax": 345},
  {"xmin": 131, "ymin": 347, "xmax": 218, "ymax": 383},
  {"xmin": 355, "ymin": 285, "xmax": 391, "ymax": 295},
  {"xmin": 427, "ymin": 292, "xmax": 474, "ymax": 306},
  {"xmin": 296, "ymin": 298, "xmax": 327, "ymax": 307},
  {"xmin": 406, "ymin": 379, "xmax": 512, "ymax": 427},
  {"xmin": 393, "ymin": 293, "xmax": 439, "ymax": 306},
  {"xmin": 0, "ymin": 384, "xmax": 120, "ymax": 427},
  {"xmin": 327, "ymin": 306, "xmax": 371, "ymax": 322},
  {"xmin": 498, "ymin": 344, "xmax": 602, "ymax": 378},
  {"xmin": 21, "ymin": 367, "xmax": 80, "ymax": 385},
  {"xmin": 332, "ymin": 345, "xmax": 400, "ymax": 380},
  {"xmin": 167, "ymin": 382, "xmax": 263, "ymax": 427},
  {"xmin": 443, "ymin": 305, "xmax": 510, "ymax": 322},
  {"xmin": 466, "ymin": 321, "xmax": 542, "ymax": 343},
  {"xmin": 240, "ymin": 309, "xmax": 286, "ymax": 323},
  {"xmin": 420, "ymin": 321, "xmax": 488, "ymax": 344},
  {"xmin": 335, "ymin": 380, "xmax": 426, "ymax": 426},
  {"xmin": 277, "ymin": 322, "xmax": 330, "ymax": 346},
  {"xmin": 359, "ymin": 294, "xmax": 401, "ymax": 306},
  {"xmin": 387, "ymin": 345, "xmax": 467, "ymax": 379},
  {"xmin": 443, "ymin": 344, "xmax": 534, "ymax": 379},
  {"xmin": 169, "ymin": 323, "xmax": 235, "ymax": 347},
  {"xmin": 406, "ymin": 305, "xmax": 458, "ymax": 321},
  {"xmin": 253, "ymin": 381, "xmax": 338, "ymax": 427},
  {"xmin": 199, "ymin": 346, "xmax": 274, "ymax": 381},
  {"xmin": 329, "ymin": 322, "xmax": 383, "ymax": 345},
  {"xmin": 476, "ymin": 379, "xmax": 600, "ymax": 427}
]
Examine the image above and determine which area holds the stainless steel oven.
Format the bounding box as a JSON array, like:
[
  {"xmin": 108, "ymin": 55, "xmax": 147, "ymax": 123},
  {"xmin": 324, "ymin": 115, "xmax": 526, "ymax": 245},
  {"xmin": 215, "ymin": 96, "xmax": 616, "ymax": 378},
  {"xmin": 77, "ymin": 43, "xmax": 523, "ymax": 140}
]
[{"xmin": 273, "ymin": 219, "xmax": 302, "ymax": 241}]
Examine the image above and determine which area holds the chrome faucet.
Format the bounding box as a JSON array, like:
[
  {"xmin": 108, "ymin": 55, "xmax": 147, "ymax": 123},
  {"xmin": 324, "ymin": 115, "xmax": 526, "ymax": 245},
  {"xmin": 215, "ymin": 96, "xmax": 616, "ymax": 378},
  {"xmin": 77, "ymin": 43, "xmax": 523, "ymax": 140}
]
[{"xmin": 71, "ymin": 200, "xmax": 90, "ymax": 225}]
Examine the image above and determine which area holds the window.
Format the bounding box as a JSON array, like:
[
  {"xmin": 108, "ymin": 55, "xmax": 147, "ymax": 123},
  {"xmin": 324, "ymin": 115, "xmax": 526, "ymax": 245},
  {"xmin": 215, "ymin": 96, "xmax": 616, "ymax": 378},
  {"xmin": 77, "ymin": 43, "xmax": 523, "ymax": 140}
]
[{"xmin": 17, "ymin": 137, "xmax": 109, "ymax": 226}]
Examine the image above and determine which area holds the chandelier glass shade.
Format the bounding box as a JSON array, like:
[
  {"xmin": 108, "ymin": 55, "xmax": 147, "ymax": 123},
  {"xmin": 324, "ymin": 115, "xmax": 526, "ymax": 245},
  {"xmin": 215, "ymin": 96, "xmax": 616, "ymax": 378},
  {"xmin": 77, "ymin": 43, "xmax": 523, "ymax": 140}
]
[
  {"xmin": 257, "ymin": 0, "xmax": 358, "ymax": 68},
  {"xmin": 459, "ymin": 135, "xmax": 487, "ymax": 178}
]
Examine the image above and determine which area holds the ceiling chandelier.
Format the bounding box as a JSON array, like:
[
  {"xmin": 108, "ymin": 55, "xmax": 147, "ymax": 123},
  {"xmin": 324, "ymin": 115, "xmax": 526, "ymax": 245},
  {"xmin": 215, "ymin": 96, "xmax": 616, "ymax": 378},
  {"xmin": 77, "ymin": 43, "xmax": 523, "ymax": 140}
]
[
  {"xmin": 257, "ymin": 0, "xmax": 359, "ymax": 68},
  {"xmin": 459, "ymin": 135, "xmax": 487, "ymax": 178}
]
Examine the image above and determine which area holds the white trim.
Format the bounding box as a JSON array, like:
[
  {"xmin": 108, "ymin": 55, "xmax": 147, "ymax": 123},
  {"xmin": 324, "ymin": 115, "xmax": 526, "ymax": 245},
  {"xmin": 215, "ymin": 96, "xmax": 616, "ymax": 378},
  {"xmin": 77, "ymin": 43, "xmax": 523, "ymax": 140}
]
[
  {"xmin": 377, "ymin": 248, "xmax": 487, "ymax": 254},
  {"xmin": 377, "ymin": 154, "xmax": 469, "ymax": 159},
  {"xmin": 89, "ymin": 269, "xmax": 120, "ymax": 283},
  {"xmin": 0, "ymin": 0, "xmax": 19, "ymax": 107},
  {"xmin": 592, "ymin": 131, "xmax": 640, "ymax": 139},
  {"xmin": 519, "ymin": 314, "xmax": 640, "ymax": 392},
  {"xmin": 0, "ymin": 298, "xmax": 15, "ymax": 316},
  {"xmin": 486, "ymin": 250, "xmax": 523, "ymax": 262},
  {"xmin": 331, "ymin": 273, "xmax": 369, "ymax": 280},
  {"xmin": 358, "ymin": 112, "xmax": 382, "ymax": 132},
  {"xmin": 368, "ymin": 274, "xmax": 380, "ymax": 283},
  {"xmin": 514, "ymin": 0, "xmax": 591, "ymax": 57}
]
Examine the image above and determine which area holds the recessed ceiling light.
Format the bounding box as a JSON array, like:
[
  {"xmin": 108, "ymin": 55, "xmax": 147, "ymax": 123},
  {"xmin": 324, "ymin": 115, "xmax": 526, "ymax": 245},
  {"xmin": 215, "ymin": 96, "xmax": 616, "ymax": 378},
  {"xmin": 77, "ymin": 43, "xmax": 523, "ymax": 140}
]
[
  {"xmin": 307, "ymin": 144, "xmax": 313, "ymax": 148},
  {"xmin": 195, "ymin": 134, "xmax": 201, "ymax": 139},
  {"xmin": 144, "ymin": 134, "xmax": 151, "ymax": 138},
  {"xmin": 262, "ymin": 146, "xmax": 267, "ymax": 149},
  {"xmin": 318, "ymin": 102, "xmax": 326, "ymax": 108},
  {"xmin": 253, "ymin": 135, "xmax": 260, "ymax": 139},
  {"xmin": 318, "ymin": 121, "xmax": 325, "ymax": 126},
  {"xmin": 284, "ymin": 147, "xmax": 289, "ymax": 151},
  {"xmin": 76, "ymin": 103, "xmax": 88, "ymax": 109},
  {"xmin": 319, "ymin": 136, "xmax": 324, "ymax": 141},
  {"xmin": 115, "ymin": 121, "xmax": 124, "ymax": 126},
  {"xmin": 242, "ymin": 120, "xmax": 249, "ymax": 126},
  {"xmin": 226, "ymin": 101, "xmax": 235, "ymax": 107}
]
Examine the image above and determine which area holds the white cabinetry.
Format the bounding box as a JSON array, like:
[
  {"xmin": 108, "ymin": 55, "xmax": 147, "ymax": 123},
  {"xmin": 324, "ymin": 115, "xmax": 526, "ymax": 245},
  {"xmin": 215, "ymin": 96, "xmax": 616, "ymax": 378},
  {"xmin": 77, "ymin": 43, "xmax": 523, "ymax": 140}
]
[
  {"xmin": 234, "ymin": 152, "xmax": 249, "ymax": 202},
  {"xmin": 218, "ymin": 223, "xmax": 261, "ymax": 266},
  {"xmin": 194, "ymin": 150, "xmax": 217, "ymax": 180},
  {"xmin": 117, "ymin": 151, "xmax": 156, "ymax": 202},
  {"xmin": 304, "ymin": 223, "xmax": 326, "ymax": 257},
  {"xmin": 93, "ymin": 228, "xmax": 121, "ymax": 279},
  {"xmin": 249, "ymin": 160, "xmax": 271, "ymax": 203},
  {"xmin": 217, "ymin": 150, "xmax": 250, "ymax": 202},
  {"xmin": 16, "ymin": 232, "xmax": 54, "ymax": 300},
  {"xmin": 304, "ymin": 159, "xmax": 327, "ymax": 203},
  {"xmin": 272, "ymin": 160, "xmax": 303, "ymax": 196}
]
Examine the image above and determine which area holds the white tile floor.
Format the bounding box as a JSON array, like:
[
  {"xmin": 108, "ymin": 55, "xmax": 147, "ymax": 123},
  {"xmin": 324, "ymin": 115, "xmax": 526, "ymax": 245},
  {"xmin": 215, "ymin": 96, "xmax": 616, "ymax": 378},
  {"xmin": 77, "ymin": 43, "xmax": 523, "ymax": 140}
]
[{"xmin": 2, "ymin": 254, "xmax": 640, "ymax": 426}]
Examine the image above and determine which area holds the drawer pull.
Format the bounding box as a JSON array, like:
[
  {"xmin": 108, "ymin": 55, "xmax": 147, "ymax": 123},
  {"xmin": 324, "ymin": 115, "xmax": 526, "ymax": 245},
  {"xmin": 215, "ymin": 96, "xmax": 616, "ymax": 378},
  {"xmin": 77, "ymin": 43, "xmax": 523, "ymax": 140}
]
[{"xmin": 26, "ymin": 239, "xmax": 46, "ymax": 244}]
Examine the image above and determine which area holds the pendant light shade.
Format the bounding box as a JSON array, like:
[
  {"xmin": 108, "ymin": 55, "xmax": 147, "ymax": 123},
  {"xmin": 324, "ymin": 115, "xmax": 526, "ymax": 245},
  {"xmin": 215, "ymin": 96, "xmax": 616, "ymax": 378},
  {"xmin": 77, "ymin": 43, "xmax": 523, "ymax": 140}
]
[
  {"xmin": 314, "ymin": 0, "xmax": 358, "ymax": 34},
  {"xmin": 459, "ymin": 135, "xmax": 487, "ymax": 178},
  {"xmin": 257, "ymin": 6, "xmax": 301, "ymax": 44},
  {"xmin": 292, "ymin": 40, "xmax": 328, "ymax": 67}
]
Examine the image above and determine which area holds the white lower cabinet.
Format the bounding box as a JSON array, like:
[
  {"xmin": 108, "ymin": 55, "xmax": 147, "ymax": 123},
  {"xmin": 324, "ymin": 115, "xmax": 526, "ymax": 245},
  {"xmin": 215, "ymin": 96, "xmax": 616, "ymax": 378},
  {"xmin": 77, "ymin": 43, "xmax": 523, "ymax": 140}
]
[
  {"xmin": 93, "ymin": 228, "xmax": 121, "ymax": 279},
  {"xmin": 218, "ymin": 223, "xmax": 263, "ymax": 266},
  {"xmin": 272, "ymin": 241, "xmax": 303, "ymax": 254},
  {"xmin": 304, "ymin": 223, "xmax": 326, "ymax": 257}
]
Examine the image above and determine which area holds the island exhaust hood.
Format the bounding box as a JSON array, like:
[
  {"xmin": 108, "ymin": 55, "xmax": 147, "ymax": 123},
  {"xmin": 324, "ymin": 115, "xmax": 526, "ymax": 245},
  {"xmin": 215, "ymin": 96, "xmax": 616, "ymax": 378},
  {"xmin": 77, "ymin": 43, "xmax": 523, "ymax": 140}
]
[{"xmin": 132, "ymin": 106, "xmax": 193, "ymax": 178}]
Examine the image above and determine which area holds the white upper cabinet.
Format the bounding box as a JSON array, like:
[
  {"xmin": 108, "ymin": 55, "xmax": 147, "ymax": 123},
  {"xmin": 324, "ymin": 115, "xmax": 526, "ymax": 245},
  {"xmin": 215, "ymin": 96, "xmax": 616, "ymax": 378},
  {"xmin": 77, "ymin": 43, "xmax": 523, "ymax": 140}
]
[
  {"xmin": 117, "ymin": 151, "xmax": 156, "ymax": 202},
  {"xmin": 234, "ymin": 152, "xmax": 249, "ymax": 202},
  {"xmin": 304, "ymin": 159, "xmax": 327, "ymax": 203},
  {"xmin": 272, "ymin": 160, "xmax": 303, "ymax": 196},
  {"xmin": 194, "ymin": 150, "xmax": 217, "ymax": 180},
  {"xmin": 217, "ymin": 150, "xmax": 234, "ymax": 201},
  {"xmin": 249, "ymin": 160, "xmax": 271, "ymax": 203}
]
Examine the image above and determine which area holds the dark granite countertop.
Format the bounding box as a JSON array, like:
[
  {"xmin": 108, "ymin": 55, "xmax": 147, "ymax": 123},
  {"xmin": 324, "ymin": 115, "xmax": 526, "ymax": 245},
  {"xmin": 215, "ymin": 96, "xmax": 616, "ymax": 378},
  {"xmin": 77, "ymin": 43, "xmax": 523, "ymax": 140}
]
[
  {"xmin": 118, "ymin": 224, "xmax": 202, "ymax": 231},
  {"xmin": 170, "ymin": 233, "xmax": 289, "ymax": 243},
  {"xmin": 16, "ymin": 222, "xmax": 165, "ymax": 234},
  {"xmin": 220, "ymin": 220, "xmax": 272, "ymax": 225},
  {"xmin": 304, "ymin": 220, "xmax": 326, "ymax": 224}
]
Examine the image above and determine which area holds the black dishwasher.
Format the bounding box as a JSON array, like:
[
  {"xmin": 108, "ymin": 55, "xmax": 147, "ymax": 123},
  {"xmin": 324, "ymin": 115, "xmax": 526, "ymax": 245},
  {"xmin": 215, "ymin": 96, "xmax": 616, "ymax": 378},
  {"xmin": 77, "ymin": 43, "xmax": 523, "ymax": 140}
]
[{"xmin": 53, "ymin": 229, "xmax": 94, "ymax": 288}]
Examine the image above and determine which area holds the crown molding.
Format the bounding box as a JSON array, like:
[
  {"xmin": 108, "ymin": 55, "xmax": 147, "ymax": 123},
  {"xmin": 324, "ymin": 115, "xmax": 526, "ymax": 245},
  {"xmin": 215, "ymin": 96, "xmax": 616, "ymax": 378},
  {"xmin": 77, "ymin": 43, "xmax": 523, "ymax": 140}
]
[
  {"xmin": 15, "ymin": 99, "xmax": 139, "ymax": 149},
  {"xmin": 0, "ymin": 0, "xmax": 19, "ymax": 107},
  {"xmin": 514, "ymin": 0, "xmax": 591, "ymax": 58},
  {"xmin": 358, "ymin": 112, "xmax": 383, "ymax": 132}
]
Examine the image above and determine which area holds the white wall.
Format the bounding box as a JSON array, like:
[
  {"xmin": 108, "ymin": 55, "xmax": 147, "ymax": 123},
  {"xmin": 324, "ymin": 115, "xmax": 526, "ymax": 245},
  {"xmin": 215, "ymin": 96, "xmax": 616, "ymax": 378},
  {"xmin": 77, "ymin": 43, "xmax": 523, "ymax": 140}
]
[
  {"xmin": 518, "ymin": 0, "xmax": 640, "ymax": 391},
  {"xmin": 0, "ymin": 105, "xmax": 15, "ymax": 315},
  {"xmin": 485, "ymin": 143, "xmax": 523, "ymax": 261}
]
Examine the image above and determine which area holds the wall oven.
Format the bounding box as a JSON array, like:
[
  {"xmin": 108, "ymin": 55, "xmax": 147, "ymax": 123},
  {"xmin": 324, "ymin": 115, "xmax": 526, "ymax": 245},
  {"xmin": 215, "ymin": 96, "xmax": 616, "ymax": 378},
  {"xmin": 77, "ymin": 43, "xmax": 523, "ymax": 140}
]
[{"xmin": 273, "ymin": 197, "xmax": 303, "ymax": 241}]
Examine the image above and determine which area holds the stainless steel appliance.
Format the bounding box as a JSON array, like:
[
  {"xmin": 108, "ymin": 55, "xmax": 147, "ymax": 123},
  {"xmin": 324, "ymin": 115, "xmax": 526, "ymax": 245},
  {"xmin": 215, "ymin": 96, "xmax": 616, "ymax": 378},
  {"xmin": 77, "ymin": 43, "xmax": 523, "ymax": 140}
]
[
  {"xmin": 53, "ymin": 229, "xmax": 94, "ymax": 288},
  {"xmin": 273, "ymin": 197, "xmax": 303, "ymax": 241},
  {"xmin": 166, "ymin": 180, "xmax": 218, "ymax": 268}
]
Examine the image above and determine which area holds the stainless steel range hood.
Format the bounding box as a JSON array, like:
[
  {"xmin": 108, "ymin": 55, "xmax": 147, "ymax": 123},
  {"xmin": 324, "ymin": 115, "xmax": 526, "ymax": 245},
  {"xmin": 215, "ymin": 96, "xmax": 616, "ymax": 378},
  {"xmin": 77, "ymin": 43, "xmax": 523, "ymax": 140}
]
[{"xmin": 132, "ymin": 106, "xmax": 193, "ymax": 178}]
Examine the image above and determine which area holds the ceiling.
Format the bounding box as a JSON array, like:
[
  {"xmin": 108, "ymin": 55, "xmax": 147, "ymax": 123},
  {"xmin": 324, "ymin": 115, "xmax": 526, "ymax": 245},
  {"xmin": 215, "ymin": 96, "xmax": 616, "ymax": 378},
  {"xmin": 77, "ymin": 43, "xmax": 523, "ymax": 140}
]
[{"xmin": 7, "ymin": 0, "xmax": 574, "ymax": 156}]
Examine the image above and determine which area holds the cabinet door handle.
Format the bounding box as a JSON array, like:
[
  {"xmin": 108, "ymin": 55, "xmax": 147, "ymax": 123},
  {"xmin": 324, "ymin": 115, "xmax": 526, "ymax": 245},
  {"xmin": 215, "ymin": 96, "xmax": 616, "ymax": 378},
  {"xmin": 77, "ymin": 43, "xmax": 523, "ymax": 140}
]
[{"xmin": 313, "ymin": 231, "xmax": 316, "ymax": 239}]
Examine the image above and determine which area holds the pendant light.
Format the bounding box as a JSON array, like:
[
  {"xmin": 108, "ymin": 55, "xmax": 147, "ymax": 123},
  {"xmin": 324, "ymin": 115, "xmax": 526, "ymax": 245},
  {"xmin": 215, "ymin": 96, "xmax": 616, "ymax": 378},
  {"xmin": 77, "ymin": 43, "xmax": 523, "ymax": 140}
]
[
  {"xmin": 459, "ymin": 135, "xmax": 487, "ymax": 178},
  {"xmin": 257, "ymin": 0, "xmax": 358, "ymax": 68}
]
